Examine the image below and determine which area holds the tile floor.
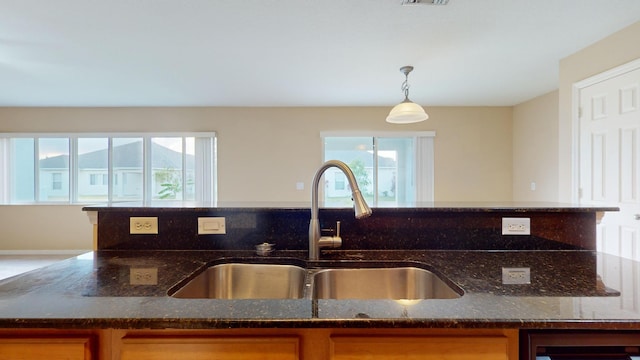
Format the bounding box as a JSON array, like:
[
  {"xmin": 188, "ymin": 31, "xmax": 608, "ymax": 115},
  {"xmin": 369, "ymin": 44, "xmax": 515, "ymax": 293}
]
[{"xmin": 0, "ymin": 254, "xmax": 83, "ymax": 281}]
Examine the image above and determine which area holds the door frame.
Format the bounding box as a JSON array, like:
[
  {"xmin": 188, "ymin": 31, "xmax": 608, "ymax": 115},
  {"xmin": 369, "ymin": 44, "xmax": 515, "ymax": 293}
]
[{"xmin": 571, "ymin": 57, "xmax": 640, "ymax": 203}]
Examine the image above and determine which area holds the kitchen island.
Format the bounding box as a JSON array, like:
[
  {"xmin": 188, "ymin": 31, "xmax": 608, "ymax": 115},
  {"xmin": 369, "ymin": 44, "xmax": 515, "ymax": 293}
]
[{"xmin": 0, "ymin": 203, "xmax": 638, "ymax": 359}]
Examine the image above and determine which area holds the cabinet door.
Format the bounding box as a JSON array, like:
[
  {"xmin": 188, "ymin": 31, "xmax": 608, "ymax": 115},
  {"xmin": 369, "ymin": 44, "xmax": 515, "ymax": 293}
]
[
  {"xmin": 0, "ymin": 337, "xmax": 94, "ymax": 360},
  {"xmin": 120, "ymin": 336, "xmax": 299, "ymax": 360},
  {"xmin": 330, "ymin": 335, "xmax": 510, "ymax": 360}
]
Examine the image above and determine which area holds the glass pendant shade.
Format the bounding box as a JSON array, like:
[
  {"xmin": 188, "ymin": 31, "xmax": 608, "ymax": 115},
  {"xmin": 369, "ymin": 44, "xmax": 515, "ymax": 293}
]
[{"xmin": 386, "ymin": 99, "xmax": 429, "ymax": 124}]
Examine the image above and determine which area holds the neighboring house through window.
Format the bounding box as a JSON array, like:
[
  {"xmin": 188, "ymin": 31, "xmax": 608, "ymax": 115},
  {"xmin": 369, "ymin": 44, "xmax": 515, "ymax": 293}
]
[
  {"xmin": 322, "ymin": 131, "xmax": 435, "ymax": 207},
  {"xmin": 0, "ymin": 133, "xmax": 217, "ymax": 204}
]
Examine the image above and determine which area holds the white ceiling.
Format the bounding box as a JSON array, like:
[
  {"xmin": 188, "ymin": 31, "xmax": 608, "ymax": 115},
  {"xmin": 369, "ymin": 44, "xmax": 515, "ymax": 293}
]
[{"xmin": 1, "ymin": 0, "xmax": 639, "ymax": 107}]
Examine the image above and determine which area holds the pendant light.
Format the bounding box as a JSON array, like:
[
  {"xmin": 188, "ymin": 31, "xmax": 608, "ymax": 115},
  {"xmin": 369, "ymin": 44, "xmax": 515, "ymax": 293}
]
[{"xmin": 386, "ymin": 65, "xmax": 429, "ymax": 124}]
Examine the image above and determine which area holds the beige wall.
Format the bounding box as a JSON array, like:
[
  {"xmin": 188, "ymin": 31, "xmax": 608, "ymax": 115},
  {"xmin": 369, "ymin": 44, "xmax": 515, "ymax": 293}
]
[
  {"xmin": 429, "ymin": 107, "xmax": 513, "ymax": 201},
  {"xmin": 512, "ymin": 90, "xmax": 559, "ymax": 201},
  {"xmin": 0, "ymin": 205, "xmax": 92, "ymax": 251},
  {"xmin": 0, "ymin": 106, "xmax": 512, "ymax": 250},
  {"xmin": 558, "ymin": 21, "xmax": 640, "ymax": 202}
]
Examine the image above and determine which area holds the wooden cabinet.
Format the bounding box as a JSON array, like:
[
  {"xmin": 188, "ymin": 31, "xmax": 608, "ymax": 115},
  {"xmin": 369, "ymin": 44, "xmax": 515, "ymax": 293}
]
[
  {"xmin": 111, "ymin": 328, "xmax": 517, "ymax": 360},
  {"xmin": 0, "ymin": 328, "xmax": 517, "ymax": 360},
  {"xmin": 119, "ymin": 335, "xmax": 299, "ymax": 360},
  {"xmin": 0, "ymin": 336, "xmax": 94, "ymax": 360},
  {"xmin": 330, "ymin": 335, "xmax": 510, "ymax": 360}
]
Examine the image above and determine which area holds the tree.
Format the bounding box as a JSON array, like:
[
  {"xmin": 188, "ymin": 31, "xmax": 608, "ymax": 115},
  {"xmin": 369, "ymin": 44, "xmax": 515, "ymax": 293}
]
[
  {"xmin": 348, "ymin": 159, "xmax": 371, "ymax": 195},
  {"xmin": 155, "ymin": 168, "xmax": 182, "ymax": 199}
]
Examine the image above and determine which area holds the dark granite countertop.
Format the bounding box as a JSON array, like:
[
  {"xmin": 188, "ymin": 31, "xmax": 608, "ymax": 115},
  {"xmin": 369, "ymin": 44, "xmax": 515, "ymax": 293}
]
[
  {"xmin": 0, "ymin": 249, "xmax": 638, "ymax": 330},
  {"xmin": 83, "ymin": 201, "xmax": 618, "ymax": 213}
]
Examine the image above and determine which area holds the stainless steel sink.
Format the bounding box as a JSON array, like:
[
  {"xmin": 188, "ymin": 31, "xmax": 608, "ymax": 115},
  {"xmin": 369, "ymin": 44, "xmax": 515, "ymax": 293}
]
[
  {"xmin": 169, "ymin": 259, "xmax": 463, "ymax": 301},
  {"xmin": 169, "ymin": 263, "xmax": 307, "ymax": 299},
  {"xmin": 311, "ymin": 267, "xmax": 462, "ymax": 300}
]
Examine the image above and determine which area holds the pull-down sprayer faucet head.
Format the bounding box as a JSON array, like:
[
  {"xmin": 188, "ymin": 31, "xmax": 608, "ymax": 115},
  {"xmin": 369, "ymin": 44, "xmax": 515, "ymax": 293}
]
[{"xmin": 351, "ymin": 188, "xmax": 372, "ymax": 219}]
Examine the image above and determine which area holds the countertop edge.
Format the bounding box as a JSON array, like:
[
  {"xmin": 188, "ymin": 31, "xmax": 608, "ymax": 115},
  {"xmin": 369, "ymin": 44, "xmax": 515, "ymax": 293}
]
[
  {"xmin": 82, "ymin": 203, "xmax": 619, "ymax": 213},
  {"xmin": 3, "ymin": 318, "xmax": 640, "ymax": 331}
]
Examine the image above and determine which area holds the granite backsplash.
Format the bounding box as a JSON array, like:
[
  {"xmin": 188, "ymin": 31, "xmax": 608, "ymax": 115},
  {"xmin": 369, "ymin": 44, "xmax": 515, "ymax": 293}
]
[{"xmin": 91, "ymin": 206, "xmax": 599, "ymax": 251}]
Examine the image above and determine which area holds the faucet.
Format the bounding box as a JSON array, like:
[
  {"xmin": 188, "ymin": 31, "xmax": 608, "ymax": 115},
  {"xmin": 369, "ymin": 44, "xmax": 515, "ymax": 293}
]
[{"xmin": 309, "ymin": 160, "xmax": 372, "ymax": 260}]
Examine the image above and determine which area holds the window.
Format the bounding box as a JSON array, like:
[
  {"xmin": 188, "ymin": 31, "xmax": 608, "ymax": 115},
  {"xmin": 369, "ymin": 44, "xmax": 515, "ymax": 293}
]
[
  {"xmin": 0, "ymin": 133, "xmax": 217, "ymax": 204},
  {"xmin": 51, "ymin": 173, "xmax": 62, "ymax": 190},
  {"xmin": 89, "ymin": 174, "xmax": 108, "ymax": 186},
  {"xmin": 322, "ymin": 132, "xmax": 434, "ymax": 207},
  {"xmin": 334, "ymin": 173, "xmax": 346, "ymax": 191},
  {"xmin": 39, "ymin": 138, "xmax": 69, "ymax": 201}
]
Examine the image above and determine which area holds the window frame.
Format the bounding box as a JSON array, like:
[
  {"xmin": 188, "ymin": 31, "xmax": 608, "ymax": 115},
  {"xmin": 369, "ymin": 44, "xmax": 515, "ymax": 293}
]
[
  {"xmin": 321, "ymin": 131, "xmax": 435, "ymax": 206},
  {"xmin": 0, "ymin": 132, "xmax": 217, "ymax": 205}
]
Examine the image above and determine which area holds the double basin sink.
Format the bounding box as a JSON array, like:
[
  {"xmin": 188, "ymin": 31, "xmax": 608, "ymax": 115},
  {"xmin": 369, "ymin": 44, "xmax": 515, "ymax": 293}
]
[{"xmin": 168, "ymin": 258, "xmax": 463, "ymax": 300}]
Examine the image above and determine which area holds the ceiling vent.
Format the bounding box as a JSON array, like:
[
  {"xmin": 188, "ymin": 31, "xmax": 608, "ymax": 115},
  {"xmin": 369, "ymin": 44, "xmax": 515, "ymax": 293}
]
[{"xmin": 401, "ymin": 0, "xmax": 449, "ymax": 5}]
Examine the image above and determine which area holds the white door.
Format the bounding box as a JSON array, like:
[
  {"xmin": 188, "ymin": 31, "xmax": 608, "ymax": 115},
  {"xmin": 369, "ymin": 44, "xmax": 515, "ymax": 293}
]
[{"xmin": 579, "ymin": 66, "xmax": 640, "ymax": 261}]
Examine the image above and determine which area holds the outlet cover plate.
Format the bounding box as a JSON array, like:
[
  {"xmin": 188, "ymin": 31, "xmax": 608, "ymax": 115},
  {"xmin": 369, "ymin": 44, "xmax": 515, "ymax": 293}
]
[
  {"xmin": 130, "ymin": 267, "xmax": 158, "ymax": 285},
  {"xmin": 501, "ymin": 217, "xmax": 531, "ymax": 235},
  {"xmin": 129, "ymin": 217, "xmax": 159, "ymax": 234}
]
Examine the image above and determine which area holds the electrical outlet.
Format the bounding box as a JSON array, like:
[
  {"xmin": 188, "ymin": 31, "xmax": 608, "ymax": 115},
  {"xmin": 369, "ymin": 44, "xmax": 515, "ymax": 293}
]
[
  {"xmin": 129, "ymin": 217, "xmax": 158, "ymax": 234},
  {"xmin": 502, "ymin": 217, "xmax": 530, "ymax": 235},
  {"xmin": 502, "ymin": 267, "xmax": 531, "ymax": 284},
  {"xmin": 130, "ymin": 267, "xmax": 158, "ymax": 285}
]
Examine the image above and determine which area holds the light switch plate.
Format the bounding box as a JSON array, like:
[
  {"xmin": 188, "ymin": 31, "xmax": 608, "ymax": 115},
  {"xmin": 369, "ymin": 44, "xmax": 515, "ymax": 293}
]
[
  {"xmin": 502, "ymin": 267, "xmax": 531, "ymax": 284},
  {"xmin": 198, "ymin": 217, "xmax": 226, "ymax": 235}
]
